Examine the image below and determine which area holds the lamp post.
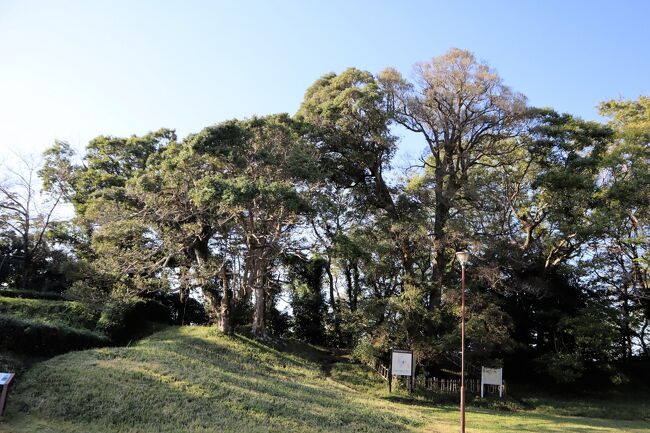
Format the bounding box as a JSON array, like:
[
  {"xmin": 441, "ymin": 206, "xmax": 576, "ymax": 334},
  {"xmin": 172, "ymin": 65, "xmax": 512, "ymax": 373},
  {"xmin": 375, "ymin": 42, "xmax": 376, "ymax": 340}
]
[{"xmin": 455, "ymin": 250, "xmax": 470, "ymax": 433}]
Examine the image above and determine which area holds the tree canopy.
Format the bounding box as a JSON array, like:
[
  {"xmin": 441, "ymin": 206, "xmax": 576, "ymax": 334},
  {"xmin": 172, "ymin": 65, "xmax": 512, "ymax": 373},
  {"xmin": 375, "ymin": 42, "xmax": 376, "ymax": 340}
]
[{"xmin": 2, "ymin": 48, "xmax": 648, "ymax": 386}]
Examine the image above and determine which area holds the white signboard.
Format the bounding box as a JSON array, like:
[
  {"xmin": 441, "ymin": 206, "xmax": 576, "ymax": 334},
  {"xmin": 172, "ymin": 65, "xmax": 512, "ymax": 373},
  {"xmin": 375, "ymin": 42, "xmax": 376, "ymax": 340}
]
[
  {"xmin": 0, "ymin": 373, "xmax": 11, "ymax": 386},
  {"xmin": 391, "ymin": 350, "xmax": 413, "ymax": 376},
  {"xmin": 481, "ymin": 367, "xmax": 503, "ymax": 398},
  {"xmin": 481, "ymin": 367, "xmax": 502, "ymax": 385}
]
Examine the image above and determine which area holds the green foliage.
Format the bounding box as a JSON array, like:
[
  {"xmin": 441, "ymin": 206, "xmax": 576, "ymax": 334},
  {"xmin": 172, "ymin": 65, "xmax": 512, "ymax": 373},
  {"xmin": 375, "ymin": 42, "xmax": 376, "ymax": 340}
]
[
  {"xmin": 534, "ymin": 305, "xmax": 617, "ymax": 383},
  {"xmin": 0, "ymin": 288, "xmax": 63, "ymax": 300},
  {"xmin": 0, "ymin": 294, "xmax": 171, "ymax": 349},
  {"xmin": 0, "ymin": 295, "xmax": 99, "ymax": 330},
  {"xmin": 9, "ymin": 52, "xmax": 647, "ymax": 392},
  {"xmin": 288, "ymin": 255, "xmax": 328, "ymax": 344},
  {"xmin": 351, "ymin": 336, "xmax": 384, "ymax": 365},
  {"xmin": 70, "ymin": 129, "xmax": 176, "ymax": 216},
  {"xmin": 0, "ymin": 314, "xmax": 108, "ymax": 355},
  {"xmin": 144, "ymin": 292, "xmax": 209, "ymax": 326},
  {"xmin": 95, "ymin": 299, "xmax": 170, "ymax": 343},
  {"xmin": 536, "ymin": 351, "xmax": 585, "ymax": 384},
  {"xmin": 296, "ymin": 68, "xmax": 397, "ymax": 212}
]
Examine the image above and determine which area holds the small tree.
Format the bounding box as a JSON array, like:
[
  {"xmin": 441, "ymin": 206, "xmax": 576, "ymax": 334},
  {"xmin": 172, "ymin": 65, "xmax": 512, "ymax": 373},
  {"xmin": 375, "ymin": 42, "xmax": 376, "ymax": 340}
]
[{"xmin": 0, "ymin": 156, "xmax": 64, "ymax": 290}]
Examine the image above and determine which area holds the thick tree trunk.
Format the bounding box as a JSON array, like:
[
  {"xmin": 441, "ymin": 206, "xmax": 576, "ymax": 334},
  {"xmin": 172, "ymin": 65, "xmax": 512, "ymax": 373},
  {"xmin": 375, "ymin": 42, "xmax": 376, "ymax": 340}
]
[
  {"xmin": 431, "ymin": 189, "xmax": 450, "ymax": 309},
  {"xmin": 193, "ymin": 233, "xmax": 221, "ymax": 324},
  {"xmin": 252, "ymin": 284, "xmax": 265, "ymax": 337},
  {"xmin": 202, "ymin": 287, "xmax": 221, "ymax": 323},
  {"xmin": 21, "ymin": 252, "xmax": 31, "ymax": 291},
  {"xmin": 248, "ymin": 245, "xmax": 267, "ymax": 338}
]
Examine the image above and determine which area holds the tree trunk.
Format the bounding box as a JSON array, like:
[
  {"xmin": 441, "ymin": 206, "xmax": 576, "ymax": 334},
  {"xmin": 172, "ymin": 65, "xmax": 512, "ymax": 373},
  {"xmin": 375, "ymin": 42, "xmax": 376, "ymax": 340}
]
[
  {"xmin": 351, "ymin": 261, "xmax": 360, "ymax": 312},
  {"xmin": 246, "ymin": 242, "xmax": 267, "ymax": 338},
  {"xmin": 343, "ymin": 261, "xmax": 354, "ymax": 312},
  {"xmin": 325, "ymin": 256, "xmax": 341, "ymax": 340},
  {"xmin": 431, "ymin": 189, "xmax": 450, "ymax": 309},
  {"xmin": 179, "ymin": 283, "xmax": 189, "ymax": 326},
  {"xmin": 202, "ymin": 287, "xmax": 221, "ymax": 323},
  {"xmin": 219, "ymin": 264, "xmax": 232, "ymax": 335},
  {"xmin": 21, "ymin": 211, "xmax": 30, "ymax": 290},
  {"xmin": 252, "ymin": 284, "xmax": 265, "ymax": 337}
]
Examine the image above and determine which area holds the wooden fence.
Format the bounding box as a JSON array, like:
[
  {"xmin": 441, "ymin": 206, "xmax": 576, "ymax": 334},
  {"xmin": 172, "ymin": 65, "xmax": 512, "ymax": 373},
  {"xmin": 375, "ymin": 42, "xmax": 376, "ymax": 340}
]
[
  {"xmin": 367, "ymin": 361, "xmax": 506, "ymax": 395},
  {"xmin": 416, "ymin": 376, "xmax": 505, "ymax": 395},
  {"xmin": 369, "ymin": 360, "xmax": 390, "ymax": 381}
]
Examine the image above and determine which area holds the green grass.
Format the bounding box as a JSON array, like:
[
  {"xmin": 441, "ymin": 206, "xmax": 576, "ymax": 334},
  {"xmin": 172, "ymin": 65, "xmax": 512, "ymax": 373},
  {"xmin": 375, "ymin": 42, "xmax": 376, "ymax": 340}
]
[
  {"xmin": 0, "ymin": 296, "xmax": 99, "ymax": 330},
  {"xmin": 1, "ymin": 326, "xmax": 649, "ymax": 433},
  {"xmin": 518, "ymin": 390, "xmax": 650, "ymax": 421}
]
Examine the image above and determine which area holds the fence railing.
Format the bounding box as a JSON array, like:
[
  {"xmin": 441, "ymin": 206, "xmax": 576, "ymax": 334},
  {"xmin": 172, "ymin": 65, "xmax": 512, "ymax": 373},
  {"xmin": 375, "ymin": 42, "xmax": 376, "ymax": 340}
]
[
  {"xmin": 368, "ymin": 360, "xmax": 390, "ymax": 381},
  {"xmin": 366, "ymin": 361, "xmax": 506, "ymax": 395},
  {"xmin": 416, "ymin": 376, "xmax": 505, "ymax": 395}
]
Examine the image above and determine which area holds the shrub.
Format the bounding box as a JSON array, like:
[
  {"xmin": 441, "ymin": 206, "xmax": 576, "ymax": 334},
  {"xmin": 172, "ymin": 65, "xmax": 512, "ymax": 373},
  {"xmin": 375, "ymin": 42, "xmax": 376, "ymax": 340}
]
[
  {"xmin": 0, "ymin": 289, "xmax": 63, "ymax": 301},
  {"xmin": 352, "ymin": 337, "xmax": 384, "ymax": 366},
  {"xmin": 143, "ymin": 291, "xmax": 209, "ymax": 325},
  {"xmin": 0, "ymin": 314, "xmax": 108, "ymax": 355},
  {"xmin": 0, "ymin": 296, "xmax": 99, "ymax": 330},
  {"xmin": 95, "ymin": 299, "xmax": 170, "ymax": 343},
  {"xmin": 535, "ymin": 352, "xmax": 584, "ymax": 384}
]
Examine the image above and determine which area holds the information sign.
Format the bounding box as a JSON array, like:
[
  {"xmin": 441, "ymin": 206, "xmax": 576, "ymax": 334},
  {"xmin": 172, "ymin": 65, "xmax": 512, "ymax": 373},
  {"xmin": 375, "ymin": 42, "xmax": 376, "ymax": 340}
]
[
  {"xmin": 0, "ymin": 372, "xmax": 14, "ymax": 416},
  {"xmin": 0, "ymin": 373, "xmax": 12, "ymax": 386},
  {"xmin": 391, "ymin": 350, "xmax": 413, "ymax": 376},
  {"xmin": 480, "ymin": 367, "xmax": 503, "ymax": 398}
]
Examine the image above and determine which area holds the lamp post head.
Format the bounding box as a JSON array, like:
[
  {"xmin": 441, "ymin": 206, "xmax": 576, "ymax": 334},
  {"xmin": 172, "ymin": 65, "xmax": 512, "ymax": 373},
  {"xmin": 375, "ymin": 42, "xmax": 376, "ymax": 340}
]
[{"xmin": 456, "ymin": 251, "xmax": 470, "ymax": 267}]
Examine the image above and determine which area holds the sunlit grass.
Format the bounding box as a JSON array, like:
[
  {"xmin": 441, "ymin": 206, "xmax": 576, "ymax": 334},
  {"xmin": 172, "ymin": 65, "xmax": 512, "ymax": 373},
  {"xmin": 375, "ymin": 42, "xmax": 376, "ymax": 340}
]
[{"xmin": 2, "ymin": 326, "xmax": 648, "ymax": 433}]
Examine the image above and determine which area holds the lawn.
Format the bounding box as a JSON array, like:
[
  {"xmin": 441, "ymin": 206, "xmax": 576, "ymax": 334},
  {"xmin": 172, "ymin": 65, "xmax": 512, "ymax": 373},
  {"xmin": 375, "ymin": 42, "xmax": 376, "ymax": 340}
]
[{"xmin": 1, "ymin": 326, "xmax": 648, "ymax": 433}]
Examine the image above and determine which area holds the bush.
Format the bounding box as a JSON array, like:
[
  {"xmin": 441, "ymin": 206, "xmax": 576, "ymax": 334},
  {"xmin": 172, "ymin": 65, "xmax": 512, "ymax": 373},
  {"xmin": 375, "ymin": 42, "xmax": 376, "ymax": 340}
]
[
  {"xmin": 95, "ymin": 299, "xmax": 170, "ymax": 343},
  {"xmin": 0, "ymin": 289, "xmax": 63, "ymax": 300},
  {"xmin": 352, "ymin": 337, "xmax": 384, "ymax": 366},
  {"xmin": 535, "ymin": 351, "xmax": 584, "ymax": 384},
  {"xmin": 143, "ymin": 292, "xmax": 209, "ymax": 325},
  {"xmin": 0, "ymin": 314, "xmax": 108, "ymax": 355},
  {"xmin": 0, "ymin": 295, "xmax": 99, "ymax": 330}
]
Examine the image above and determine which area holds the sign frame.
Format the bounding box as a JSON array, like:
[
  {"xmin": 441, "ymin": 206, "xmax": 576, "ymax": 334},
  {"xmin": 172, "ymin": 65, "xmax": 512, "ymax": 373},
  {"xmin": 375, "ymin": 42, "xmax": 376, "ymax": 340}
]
[
  {"xmin": 389, "ymin": 349, "xmax": 415, "ymax": 393},
  {"xmin": 0, "ymin": 372, "xmax": 15, "ymax": 416},
  {"xmin": 480, "ymin": 367, "xmax": 503, "ymax": 398}
]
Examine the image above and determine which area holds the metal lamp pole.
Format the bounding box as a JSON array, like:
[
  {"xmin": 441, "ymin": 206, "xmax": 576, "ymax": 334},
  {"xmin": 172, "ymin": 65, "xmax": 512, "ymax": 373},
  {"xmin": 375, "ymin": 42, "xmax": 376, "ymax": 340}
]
[{"xmin": 455, "ymin": 251, "xmax": 469, "ymax": 433}]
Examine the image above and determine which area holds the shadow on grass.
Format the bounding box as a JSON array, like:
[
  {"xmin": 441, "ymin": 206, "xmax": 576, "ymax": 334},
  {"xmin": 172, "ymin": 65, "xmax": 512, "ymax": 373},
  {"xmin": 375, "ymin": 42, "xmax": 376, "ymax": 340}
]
[{"xmin": 6, "ymin": 327, "xmax": 418, "ymax": 433}]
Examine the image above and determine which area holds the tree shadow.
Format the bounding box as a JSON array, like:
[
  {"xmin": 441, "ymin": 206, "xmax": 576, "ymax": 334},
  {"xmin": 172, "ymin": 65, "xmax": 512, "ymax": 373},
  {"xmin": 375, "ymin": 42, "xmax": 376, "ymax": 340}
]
[{"xmin": 6, "ymin": 327, "xmax": 418, "ymax": 433}]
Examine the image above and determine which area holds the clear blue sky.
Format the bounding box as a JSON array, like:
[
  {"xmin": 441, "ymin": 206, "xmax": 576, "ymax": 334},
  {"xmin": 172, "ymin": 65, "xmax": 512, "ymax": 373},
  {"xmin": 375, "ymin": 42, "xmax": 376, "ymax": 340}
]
[{"xmin": 1, "ymin": 0, "xmax": 649, "ymax": 162}]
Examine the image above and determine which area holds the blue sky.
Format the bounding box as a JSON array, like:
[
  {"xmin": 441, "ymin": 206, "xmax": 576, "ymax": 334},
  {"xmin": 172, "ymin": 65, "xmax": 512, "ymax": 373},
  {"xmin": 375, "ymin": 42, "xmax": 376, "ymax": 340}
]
[{"xmin": 1, "ymin": 0, "xmax": 648, "ymax": 163}]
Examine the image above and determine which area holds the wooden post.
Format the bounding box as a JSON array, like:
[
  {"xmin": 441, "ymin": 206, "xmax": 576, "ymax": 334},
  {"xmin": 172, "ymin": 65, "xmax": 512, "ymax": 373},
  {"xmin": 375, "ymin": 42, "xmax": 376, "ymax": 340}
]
[{"xmin": 388, "ymin": 356, "xmax": 392, "ymax": 393}]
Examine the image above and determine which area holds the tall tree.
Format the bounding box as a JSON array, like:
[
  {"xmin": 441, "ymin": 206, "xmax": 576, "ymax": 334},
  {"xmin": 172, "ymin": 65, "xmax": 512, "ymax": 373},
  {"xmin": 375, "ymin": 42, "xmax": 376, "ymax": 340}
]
[
  {"xmin": 189, "ymin": 114, "xmax": 319, "ymax": 337},
  {"xmin": 380, "ymin": 48, "xmax": 527, "ymax": 303}
]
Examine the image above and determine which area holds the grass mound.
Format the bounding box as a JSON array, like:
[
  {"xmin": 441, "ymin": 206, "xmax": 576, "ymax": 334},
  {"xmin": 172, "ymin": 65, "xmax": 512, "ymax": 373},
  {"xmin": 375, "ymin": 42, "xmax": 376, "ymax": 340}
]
[{"xmin": 2, "ymin": 327, "xmax": 649, "ymax": 433}]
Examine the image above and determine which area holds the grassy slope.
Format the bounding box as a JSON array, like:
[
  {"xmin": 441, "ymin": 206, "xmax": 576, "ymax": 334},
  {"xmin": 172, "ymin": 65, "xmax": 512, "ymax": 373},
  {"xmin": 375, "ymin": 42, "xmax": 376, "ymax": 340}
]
[{"xmin": 2, "ymin": 327, "xmax": 649, "ymax": 433}]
